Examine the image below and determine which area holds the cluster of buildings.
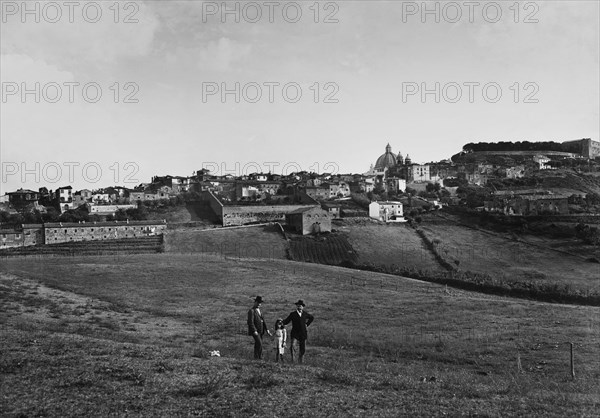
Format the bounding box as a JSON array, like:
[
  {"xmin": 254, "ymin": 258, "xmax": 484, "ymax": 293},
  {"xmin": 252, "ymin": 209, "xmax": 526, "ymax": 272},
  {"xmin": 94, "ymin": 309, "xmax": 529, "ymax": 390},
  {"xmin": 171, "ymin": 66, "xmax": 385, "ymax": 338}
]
[
  {"xmin": 484, "ymin": 190, "xmax": 569, "ymax": 216},
  {"xmin": 1, "ymin": 139, "xmax": 596, "ymax": 247}
]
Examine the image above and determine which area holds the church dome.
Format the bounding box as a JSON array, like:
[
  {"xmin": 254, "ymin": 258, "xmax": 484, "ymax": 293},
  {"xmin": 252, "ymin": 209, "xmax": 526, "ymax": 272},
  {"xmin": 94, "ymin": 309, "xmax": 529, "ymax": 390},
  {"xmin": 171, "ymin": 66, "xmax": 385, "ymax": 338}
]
[{"xmin": 374, "ymin": 144, "xmax": 397, "ymax": 170}]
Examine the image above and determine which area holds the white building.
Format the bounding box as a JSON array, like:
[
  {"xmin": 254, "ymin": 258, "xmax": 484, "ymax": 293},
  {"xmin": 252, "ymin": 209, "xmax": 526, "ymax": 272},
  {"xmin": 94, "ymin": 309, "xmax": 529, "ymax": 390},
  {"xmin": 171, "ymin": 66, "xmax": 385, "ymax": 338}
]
[
  {"xmin": 533, "ymin": 155, "xmax": 552, "ymax": 170},
  {"xmin": 56, "ymin": 186, "xmax": 74, "ymax": 212},
  {"xmin": 369, "ymin": 201, "xmax": 404, "ymax": 222}
]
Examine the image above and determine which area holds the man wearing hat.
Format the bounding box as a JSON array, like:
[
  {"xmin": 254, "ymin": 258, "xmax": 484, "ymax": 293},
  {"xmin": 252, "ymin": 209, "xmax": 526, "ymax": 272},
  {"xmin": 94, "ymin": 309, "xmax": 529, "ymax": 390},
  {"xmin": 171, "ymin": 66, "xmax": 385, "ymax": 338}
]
[
  {"xmin": 283, "ymin": 300, "xmax": 315, "ymax": 364},
  {"xmin": 247, "ymin": 296, "xmax": 271, "ymax": 359}
]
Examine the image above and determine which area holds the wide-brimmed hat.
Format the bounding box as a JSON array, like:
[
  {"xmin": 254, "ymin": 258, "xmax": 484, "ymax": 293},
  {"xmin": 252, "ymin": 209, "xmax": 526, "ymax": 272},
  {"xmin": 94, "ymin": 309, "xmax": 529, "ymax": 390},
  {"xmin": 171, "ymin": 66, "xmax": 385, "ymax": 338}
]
[
  {"xmin": 294, "ymin": 299, "xmax": 305, "ymax": 307},
  {"xmin": 254, "ymin": 296, "xmax": 264, "ymax": 303}
]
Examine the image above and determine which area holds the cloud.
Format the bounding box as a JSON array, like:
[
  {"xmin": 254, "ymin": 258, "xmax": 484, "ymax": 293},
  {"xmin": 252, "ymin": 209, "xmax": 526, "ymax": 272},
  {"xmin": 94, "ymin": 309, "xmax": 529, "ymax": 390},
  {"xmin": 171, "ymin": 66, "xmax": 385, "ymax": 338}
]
[
  {"xmin": 0, "ymin": 1, "xmax": 160, "ymax": 71},
  {"xmin": 0, "ymin": 53, "xmax": 74, "ymax": 83},
  {"xmin": 197, "ymin": 37, "xmax": 252, "ymax": 72}
]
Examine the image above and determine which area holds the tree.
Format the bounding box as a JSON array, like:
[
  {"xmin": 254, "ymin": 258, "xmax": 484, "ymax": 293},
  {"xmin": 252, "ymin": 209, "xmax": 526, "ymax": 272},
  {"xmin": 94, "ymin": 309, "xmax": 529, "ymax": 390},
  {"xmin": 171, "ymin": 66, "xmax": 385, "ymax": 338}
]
[
  {"xmin": 126, "ymin": 205, "xmax": 148, "ymax": 221},
  {"xmin": 42, "ymin": 207, "xmax": 60, "ymax": 223},
  {"xmin": 586, "ymin": 193, "xmax": 600, "ymax": 206},
  {"xmin": 23, "ymin": 210, "xmax": 43, "ymax": 224},
  {"xmin": 59, "ymin": 209, "xmax": 89, "ymax": 223},
  {"xmin": 426, "ymin": 183, "xmax": 441, "ymax": 193},
  {"xmin": 351, "ymin": 193, "xmax": 370, "ymax": 209},
  {"xmin": 373, "ymin": 183, "xmax": 385, "ymax": 196},
  {"xmin": 114, "ymin": 209, "xmax": 128, "ymax": 221}
]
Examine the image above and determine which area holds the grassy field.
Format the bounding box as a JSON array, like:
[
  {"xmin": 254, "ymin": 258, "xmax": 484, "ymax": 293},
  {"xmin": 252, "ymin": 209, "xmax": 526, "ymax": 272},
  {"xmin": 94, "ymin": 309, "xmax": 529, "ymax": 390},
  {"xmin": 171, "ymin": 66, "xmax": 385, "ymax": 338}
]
[
  {"xmin": 417, "ymin": 220, "xmax": 600, "ymax": 294},
  {"xmin": 287, "ymin": 233, "xmax": 358, "ymax": 265},
  {"xmin": 338, "ymin": 221, "xmax": 446, "ymax": 274},
  {"xmin": 1, "ymin": 253, "xmax": 599, "ymax": 417},
  {"xmin": 164, "ymin": 224, "xmax": 288, "ymax": 260}
]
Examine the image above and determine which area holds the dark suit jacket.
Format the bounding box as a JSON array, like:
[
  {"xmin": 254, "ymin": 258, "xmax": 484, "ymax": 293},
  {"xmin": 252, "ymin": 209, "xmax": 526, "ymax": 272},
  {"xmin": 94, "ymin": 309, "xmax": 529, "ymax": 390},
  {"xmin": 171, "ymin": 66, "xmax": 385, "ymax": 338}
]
[
  {"xmin": 283, "ymin": 310, "xmax": 314, "ymax": 341},
  {"xmin": 247, "ymin": 308, "xmax": 267, "ymax": 336}
]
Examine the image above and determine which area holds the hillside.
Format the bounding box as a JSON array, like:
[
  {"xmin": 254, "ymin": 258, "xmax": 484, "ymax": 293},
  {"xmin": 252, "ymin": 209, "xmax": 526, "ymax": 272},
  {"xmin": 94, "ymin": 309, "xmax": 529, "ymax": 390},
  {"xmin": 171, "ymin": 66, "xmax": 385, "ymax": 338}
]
[
  {"xmin": 418, "ymin": 216, "xmax": 599, "ymax": 293},
  {"xmin": 534, "ymin": 171, "xmax": 600, "ymax": 195},
  {"xmin": 338, "ymin": 220, "xmax": 446, "ymax": 273},
  {"xmin": 163, "ymin": 224, "xmax": 288, "ymax": 260},
  {"xmin": 1, "ymin": 254, "xmax": 598, "ymax": 416},
  {"xmin": 144, "ymin": 202, "xmax": 219, "ymax": 224}
]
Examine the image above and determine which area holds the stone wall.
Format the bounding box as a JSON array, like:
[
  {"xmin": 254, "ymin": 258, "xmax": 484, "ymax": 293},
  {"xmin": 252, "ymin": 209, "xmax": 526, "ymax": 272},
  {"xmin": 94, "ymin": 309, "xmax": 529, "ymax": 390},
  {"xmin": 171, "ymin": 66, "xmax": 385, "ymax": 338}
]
[
  {"xmin": 23, "ymin": 225, "xmax": 43, "ymax": 246},
  {"xmin": 202, "ymin": 191, "xmax": 224, "ymax": 220},
  {"xmin": 0, "ymin": 229, "xmax": 22, "ymax": 248},
  {"xmin": 89, "ymin": 204, "xmax": 137, "ymax": 215}
]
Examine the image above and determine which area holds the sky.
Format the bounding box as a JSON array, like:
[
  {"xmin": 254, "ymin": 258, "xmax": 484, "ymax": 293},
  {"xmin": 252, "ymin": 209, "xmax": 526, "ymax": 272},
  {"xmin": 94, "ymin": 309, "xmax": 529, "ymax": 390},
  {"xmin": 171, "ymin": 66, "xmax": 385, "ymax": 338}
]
[{"xmin": 1, "ymin": 0, "xmax": 598, "ymax": 193}]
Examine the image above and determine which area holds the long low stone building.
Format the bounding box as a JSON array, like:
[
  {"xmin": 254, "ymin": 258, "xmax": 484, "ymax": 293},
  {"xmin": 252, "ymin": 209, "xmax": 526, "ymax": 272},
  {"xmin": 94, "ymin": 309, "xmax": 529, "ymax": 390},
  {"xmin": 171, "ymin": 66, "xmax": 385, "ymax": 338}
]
[
  {"xmin": 1, "ymin": 220, "xmax": 167, "ymax": 248},
  {"xmin": 202, "ymin": 190, "xmax": 321, "ymax": 226}
]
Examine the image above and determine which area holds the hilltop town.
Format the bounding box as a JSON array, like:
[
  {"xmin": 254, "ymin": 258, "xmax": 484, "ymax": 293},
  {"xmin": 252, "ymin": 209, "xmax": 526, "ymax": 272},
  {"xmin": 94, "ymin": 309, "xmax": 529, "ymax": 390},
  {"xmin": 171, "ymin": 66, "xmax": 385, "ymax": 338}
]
[{"xmin": 1, "ymin": 138, "xmax": 600, "ymax": 249}]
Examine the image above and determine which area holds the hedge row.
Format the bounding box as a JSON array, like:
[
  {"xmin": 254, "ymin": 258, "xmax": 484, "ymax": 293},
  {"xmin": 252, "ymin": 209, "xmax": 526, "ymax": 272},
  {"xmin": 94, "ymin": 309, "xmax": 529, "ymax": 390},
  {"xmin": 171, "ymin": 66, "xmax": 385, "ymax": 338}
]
[{"xmin": 338, "ymin": 261, "xmax": 600, "ymax": 306}]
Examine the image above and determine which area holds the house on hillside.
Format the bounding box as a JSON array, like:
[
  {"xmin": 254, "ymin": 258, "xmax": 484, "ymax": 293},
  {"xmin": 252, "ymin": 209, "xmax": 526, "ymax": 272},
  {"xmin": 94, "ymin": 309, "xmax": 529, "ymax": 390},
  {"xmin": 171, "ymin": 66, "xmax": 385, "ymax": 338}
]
[
  {"xmin": 321, "ymin": 202, "xmax": 341, "ymax": 219},
  {"xmin": 55, "ymin": 186, "xmax": 74, "ymax": 213},
  {"xmin": 304, "ymin": 185, "xmax": 330, "ymax": 200},
  {"xmin": 73, "ymin": 189, "xmax": 93, "ymax": 207},
  {"xmin": 285, "ymin": 207, "xmax": 332, "ymax": 235},
  {"xmin": 533, "ymin": 155, "xmax": 552, "ymax": 170},
  {"xmin": 369, "ymin": 201, "xmax": 404, "ymax": 222},
  {"xmin": 7, "ymin": 189, "xmax": 40, "ymax": 210}
]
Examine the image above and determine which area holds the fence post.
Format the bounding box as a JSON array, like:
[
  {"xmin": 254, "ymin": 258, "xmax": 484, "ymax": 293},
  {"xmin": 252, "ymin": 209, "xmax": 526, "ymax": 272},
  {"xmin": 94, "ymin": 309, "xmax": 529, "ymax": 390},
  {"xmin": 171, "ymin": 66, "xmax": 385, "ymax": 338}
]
[{"xmin": 570, "ymin": 342, "xmax": 575, "ymax": 380}]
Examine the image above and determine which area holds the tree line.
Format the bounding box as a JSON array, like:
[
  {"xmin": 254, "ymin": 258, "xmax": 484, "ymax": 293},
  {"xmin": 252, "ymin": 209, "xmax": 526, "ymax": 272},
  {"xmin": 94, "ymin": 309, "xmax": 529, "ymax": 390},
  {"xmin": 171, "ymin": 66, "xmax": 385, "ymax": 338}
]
[{"xmin": 463, "ymin": 141, "xmax": 581, "ymax": 154}]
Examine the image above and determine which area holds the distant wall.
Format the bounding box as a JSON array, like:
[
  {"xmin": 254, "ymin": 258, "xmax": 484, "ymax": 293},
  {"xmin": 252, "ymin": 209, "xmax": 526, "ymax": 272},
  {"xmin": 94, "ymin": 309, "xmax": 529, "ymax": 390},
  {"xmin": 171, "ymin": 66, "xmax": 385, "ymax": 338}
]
[
  {"xmin": 471, "ymin": 150, "xmax": 579, "ymax": 158},
  {"xmin": 89, "ymin": 204, "xmax": 137, "ymax": 214},
  {"xmin": 0, "ymin": 230, "xmax": 22, "ymax": 248},
  {"xmin": 202, "ymin": 191, "xmax": 224, "ymax": 220},
  {"xmin": 23, "ymin": 226, "xmax": 43, "ymax": 246}
]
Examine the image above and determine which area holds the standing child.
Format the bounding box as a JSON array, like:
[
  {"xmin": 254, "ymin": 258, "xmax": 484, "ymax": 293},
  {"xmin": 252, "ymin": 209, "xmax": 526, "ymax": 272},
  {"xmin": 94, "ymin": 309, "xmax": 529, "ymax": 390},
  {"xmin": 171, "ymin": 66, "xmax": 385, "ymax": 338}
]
[{"xmin": 273, "ymin": 318, "xmax": 287, "ymax": 363}]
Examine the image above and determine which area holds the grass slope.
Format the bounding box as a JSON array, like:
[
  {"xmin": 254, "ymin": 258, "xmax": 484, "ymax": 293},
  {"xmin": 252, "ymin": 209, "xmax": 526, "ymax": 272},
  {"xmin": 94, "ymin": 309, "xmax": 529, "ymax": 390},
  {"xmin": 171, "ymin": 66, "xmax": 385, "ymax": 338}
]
[
  {"xmin": 418, "ymin": 221, "xmax": 600, "ymax": 294},
  {"xmin": 164, "ymin": 224, "xmax": 288, "ymax": 260},
  {"xmin": 287, "ymin": 233, "xmax": 358, "ymax": 265},
  {"xmin": 339, "ymin": 221, "xmax": 446, "ymax": 273},
  {"xmin": 1, "ymin": 254, "xmax": 598, "ymax": 417}
]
